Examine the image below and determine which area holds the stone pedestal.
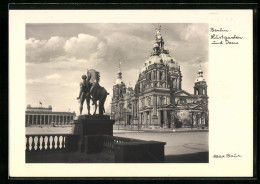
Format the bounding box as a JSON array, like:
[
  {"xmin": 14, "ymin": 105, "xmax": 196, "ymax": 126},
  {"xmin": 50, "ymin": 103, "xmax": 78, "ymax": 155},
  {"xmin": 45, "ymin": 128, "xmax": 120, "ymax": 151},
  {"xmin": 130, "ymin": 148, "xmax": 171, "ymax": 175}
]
[{"xmin": 73, "ymin": 115, "xmax": 115, "ymax": 152}]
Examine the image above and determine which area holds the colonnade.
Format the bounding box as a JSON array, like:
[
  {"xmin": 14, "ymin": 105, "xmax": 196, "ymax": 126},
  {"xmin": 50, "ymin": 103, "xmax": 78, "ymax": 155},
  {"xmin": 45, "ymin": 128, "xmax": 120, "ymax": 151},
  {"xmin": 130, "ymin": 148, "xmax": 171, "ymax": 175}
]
[{"xmin": 25, "ymin": 114, "xmax": 74, "ymax": 126}]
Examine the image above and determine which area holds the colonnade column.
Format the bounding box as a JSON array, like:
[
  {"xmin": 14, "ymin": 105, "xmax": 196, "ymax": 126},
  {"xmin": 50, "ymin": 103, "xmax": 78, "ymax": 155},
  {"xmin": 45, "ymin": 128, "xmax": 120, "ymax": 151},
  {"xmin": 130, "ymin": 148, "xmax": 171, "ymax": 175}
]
[{"xmin": 36, "ymin": 115, "xmax": 38, "ymax": 125}]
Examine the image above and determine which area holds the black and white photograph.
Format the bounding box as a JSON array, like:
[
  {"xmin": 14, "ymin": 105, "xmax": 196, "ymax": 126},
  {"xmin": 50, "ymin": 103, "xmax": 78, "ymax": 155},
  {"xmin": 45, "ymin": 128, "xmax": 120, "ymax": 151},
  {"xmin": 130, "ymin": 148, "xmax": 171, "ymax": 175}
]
[
  {"xmin": 25, "ymin": 23, "xmax": 209, "ymax": 163},
  {"xmin": 9, "ymin": 9, "xmax": 253, "ymax": 177}
]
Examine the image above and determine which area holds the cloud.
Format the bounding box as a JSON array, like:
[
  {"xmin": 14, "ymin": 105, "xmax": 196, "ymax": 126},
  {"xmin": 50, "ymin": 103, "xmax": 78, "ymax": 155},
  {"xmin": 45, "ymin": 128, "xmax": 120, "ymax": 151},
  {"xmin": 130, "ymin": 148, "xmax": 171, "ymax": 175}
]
[
  {"xmin": 64, "ymin": 33, "xmax": 100, "ymax": 59},
  {"xmin": 26, "ymin": 36, "xmax": 66, "ymax": 63},
  {"xmin": 45, "ymin": 73, "xmax": 61, "ymax": 79}
]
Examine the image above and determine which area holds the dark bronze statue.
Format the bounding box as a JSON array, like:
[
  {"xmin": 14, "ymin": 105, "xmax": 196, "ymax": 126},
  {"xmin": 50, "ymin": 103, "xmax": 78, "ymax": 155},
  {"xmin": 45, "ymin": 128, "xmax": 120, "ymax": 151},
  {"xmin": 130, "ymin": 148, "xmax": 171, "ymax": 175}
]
[
  {"xmin": 86, "ymin": 69, "xmax": 109, "ymax": 116},
  {"xmin": 77, "ymin": 75, "xmax": 92, "ymax": 115}
]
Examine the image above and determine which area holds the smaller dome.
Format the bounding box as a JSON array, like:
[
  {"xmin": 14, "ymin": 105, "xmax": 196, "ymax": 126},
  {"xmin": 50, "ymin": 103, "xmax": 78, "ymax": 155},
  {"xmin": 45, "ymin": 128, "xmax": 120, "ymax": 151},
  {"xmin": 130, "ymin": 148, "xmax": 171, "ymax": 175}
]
[
  {"xmin": 195, "ymin": 77, "xmax": 205, "ymax": 82},
  {"xmin": 153, "ymin": 43, "xmax": 159, "ymax": 48},
  {"xmin": 115, "ymin": 78, "xmax": 124, "ymax": 85},
  {"xmin": 157, "ymin": 35, "xmax": 162, "ymax": 39}
]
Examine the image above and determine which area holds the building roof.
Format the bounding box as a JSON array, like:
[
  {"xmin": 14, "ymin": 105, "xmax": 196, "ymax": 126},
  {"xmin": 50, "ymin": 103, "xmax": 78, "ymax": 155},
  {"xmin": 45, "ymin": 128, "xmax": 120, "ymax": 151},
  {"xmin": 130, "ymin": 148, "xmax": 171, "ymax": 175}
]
[{"xmin": 174, "ymin": 90, "xmax": 193, "ymax": 97}]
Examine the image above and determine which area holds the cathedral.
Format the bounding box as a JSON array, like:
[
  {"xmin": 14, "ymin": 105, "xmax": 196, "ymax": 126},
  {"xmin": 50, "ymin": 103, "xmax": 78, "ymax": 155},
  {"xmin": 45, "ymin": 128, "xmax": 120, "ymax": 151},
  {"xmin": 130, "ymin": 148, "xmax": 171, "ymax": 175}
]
[{"xmin": 111, "ymin": 27, "xmax": 209, "ymax": 129}]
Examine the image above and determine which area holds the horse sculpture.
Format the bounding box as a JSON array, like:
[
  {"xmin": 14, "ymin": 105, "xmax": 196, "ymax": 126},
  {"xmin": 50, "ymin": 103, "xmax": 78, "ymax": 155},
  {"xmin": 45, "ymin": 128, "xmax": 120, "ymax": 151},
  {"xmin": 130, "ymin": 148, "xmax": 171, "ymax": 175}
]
[{"xmin": 86, "ymin": 69, "xmax": 109, "ymax": 115}]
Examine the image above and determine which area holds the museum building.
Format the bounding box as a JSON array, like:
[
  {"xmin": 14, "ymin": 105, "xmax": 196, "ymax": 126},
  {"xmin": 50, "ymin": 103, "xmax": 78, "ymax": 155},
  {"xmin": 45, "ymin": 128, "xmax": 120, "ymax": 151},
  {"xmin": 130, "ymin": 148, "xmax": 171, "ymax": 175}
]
[
  {"xmin": 111, "ymin": 27, "xmax": 209, "ymax": 128},
  {"xmin": 25, "ymin": 105, "xmax": 76, "ymax": 126}
]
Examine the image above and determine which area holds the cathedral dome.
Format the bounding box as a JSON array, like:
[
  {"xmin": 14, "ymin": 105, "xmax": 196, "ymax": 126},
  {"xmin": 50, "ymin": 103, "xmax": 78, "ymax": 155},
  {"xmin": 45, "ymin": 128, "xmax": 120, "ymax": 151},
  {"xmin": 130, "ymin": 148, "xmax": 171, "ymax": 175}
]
[
  {"xmin": 149, "ymin": 55, "xmax": 162, "ymax": 64},
  {"xmin": 160, "ymin": 53, "xmax": 176, "ymax": 65},
  {"xmin": 140, "ymin": 25, "xmax": 179, "ymax": 73}
]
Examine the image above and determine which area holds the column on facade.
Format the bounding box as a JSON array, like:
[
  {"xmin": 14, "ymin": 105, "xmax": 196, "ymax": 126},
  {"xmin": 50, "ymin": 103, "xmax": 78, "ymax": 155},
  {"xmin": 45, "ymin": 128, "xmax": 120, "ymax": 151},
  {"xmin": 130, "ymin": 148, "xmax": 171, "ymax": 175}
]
[
  {"xmin": 163, "ymin": 110, "xmax": 167, "ymax": 127},
  {"xmin": 39, "ymin": 115, "xmax": 41, "ymax": 125},
  {"xmin": 158, "ymin": 110, "xmax": 161, "ymax": 126},
  {"xmin": 157, "ymin": 96, "xmax": 160, "ymax": 106},
  {"xmin": 35, "ymin": 115, "xmax": 38, "ymax": 125},
  {"xmin": 167, "ymin": 96, "xmax": 170, "ymax": 105},
  {"xmin": 157, "ymin": 70, "xmax": 160, "ymax": 80},
  {"xmin": 32, "ymin": 115, "xmax": 34, "ymax": 125},
  {"xmin": 199, "ymin": 113, "xmax": 202, "ymax": 125},
  {"xmin": 67, "ymin": 116, "xmax": 70, "ymax": 124},
  {"xmin": 153, "ymin": 95, "xmax": 157, "ymax": 116},
  {"xmin": 202, "ymin": 112, "xmax": 205, "ymax": 125},
  {"xmin": 176, "ymin": 77, "xmax": 179, "ymax": 90},
  {"xmin": 151, "ymin": 70, "xmax": 154, "ymax": 81},
  {"xmin": 144, "ymin": 112, "xmax": 147, "ymax": 125},
  {"xmin": 149, "ymin": 111, "xmax": 152, "ymax": 125},
  {"xmin": 136, "ymin": 100, "xmax": 139, "ymax": 119}
]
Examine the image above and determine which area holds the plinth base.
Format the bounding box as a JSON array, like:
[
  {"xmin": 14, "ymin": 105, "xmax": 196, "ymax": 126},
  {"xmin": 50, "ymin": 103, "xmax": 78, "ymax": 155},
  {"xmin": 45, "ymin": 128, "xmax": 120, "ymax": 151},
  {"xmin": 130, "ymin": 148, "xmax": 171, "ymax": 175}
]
[{"xmin": 73, "ymin": 115, "xmax": 115, "ymax": 152}]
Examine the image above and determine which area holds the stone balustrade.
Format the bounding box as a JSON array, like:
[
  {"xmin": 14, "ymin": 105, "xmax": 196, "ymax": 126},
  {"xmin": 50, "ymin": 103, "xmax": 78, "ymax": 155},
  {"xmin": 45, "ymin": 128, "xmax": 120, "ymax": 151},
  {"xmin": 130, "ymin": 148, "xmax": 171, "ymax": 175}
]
[
  {"xmin": 25, "ymin": 134, "xmax": 79, "ymax": 152},
  {"xmin": 84, "ymin": 135, "xmax": 166, "ymax": 162}
]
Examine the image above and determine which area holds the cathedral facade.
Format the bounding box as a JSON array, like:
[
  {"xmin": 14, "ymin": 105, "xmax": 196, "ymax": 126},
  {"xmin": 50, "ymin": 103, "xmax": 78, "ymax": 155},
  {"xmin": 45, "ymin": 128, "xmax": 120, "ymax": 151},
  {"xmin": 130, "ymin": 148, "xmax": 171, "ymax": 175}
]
[{"xmin": 111, "ymin": 27, "xmax": 209, "ymax": 129}]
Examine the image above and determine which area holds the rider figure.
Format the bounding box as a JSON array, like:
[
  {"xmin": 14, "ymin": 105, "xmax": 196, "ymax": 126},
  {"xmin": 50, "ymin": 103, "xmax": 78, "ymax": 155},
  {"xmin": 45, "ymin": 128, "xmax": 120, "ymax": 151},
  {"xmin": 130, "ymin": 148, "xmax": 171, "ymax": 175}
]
[{"xmin": 77, "ymin": 75, "xmax": 92, "ymax": 115}]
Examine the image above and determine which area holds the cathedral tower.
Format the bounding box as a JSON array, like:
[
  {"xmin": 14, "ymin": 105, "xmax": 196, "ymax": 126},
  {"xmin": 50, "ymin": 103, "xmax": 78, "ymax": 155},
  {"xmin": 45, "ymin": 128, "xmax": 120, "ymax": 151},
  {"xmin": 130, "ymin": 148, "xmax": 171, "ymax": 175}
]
[{"xmin": 194, "ymin": 66, "xmax": 207, "ymax": 96}]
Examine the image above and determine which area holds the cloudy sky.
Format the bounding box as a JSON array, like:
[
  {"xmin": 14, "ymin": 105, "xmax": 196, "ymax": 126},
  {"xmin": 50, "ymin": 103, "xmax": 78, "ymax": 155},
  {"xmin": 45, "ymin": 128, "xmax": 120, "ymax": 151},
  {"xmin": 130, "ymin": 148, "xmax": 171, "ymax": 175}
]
[{"xmin": 26, "ymin": 23, "xmax": 208, "ymax": 115}]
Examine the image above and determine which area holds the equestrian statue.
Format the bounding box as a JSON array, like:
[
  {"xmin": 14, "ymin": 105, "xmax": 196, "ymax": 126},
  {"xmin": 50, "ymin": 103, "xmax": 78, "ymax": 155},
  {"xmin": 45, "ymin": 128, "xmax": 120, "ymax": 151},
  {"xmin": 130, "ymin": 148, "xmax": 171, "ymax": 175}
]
[{"xmin": 77, "ymin": 69, "xmax": 109, "ymax": 116}]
